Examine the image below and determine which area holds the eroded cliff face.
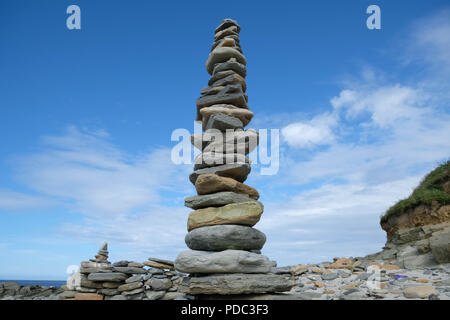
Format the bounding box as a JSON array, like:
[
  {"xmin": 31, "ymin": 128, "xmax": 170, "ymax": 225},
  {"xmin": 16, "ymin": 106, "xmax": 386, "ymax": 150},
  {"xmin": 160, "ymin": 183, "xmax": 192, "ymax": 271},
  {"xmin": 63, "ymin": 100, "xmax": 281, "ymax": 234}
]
[
  {"xmin": 367, "ymin": 163, "xmax": 450, "ymax": 268},
  {"xmin": 381, "ymin": 203, "xmax": 450, "ymax": 241}
]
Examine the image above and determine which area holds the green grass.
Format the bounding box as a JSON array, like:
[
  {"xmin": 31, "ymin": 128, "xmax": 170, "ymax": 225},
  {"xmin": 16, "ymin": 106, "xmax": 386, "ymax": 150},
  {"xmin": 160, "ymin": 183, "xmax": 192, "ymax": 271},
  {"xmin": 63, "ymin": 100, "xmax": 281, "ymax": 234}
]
[{"xmin": 380, "ymin": 160, "xmax": 450, "ymax": 224}]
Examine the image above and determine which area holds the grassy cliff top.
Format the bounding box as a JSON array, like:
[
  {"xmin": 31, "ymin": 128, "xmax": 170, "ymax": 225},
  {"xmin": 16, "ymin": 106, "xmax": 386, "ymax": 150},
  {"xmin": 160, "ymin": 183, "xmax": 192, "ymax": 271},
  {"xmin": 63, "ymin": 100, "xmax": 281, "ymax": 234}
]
[{"xmin": 380, "ymin": 160, "xmax": 450, "ymax": 224}]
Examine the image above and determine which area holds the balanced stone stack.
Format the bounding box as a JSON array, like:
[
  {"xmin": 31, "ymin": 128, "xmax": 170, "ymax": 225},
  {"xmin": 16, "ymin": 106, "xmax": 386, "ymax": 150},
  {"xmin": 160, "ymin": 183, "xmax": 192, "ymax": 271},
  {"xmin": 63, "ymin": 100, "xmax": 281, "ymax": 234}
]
[
  {"xmin": 68, "ymin": 243, "xmax": 147, "ymax": 300},
  {"xmin": 64, "ymin": 244, "xmax": 191, "ymax": 300},
  {"xmin": 174, "ymin": 19, "xmax": 292, "ymax": 295}
]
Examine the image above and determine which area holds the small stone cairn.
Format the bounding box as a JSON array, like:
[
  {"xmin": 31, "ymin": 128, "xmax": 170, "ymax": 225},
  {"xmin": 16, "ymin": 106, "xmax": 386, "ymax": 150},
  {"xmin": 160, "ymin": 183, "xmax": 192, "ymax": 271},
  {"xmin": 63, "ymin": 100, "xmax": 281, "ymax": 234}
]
[
  {"xmin": 174, "ymin": 19, "xmax": 293, "ymax": 295},
  {"xmin": 63, "ymin": 243, "xmax": 190, "ymax": 300}
]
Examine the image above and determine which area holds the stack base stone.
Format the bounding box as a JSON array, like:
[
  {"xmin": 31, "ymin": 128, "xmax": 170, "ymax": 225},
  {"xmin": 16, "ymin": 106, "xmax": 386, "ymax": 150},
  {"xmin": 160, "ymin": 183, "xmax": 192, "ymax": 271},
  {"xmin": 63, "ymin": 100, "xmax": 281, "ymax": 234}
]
[
  {"xmin": 179, "ymin": 273, "xmax": 292, "ymax": 295},
  {"xmin": 174, "ymin": 250, "xmax": 273, "ymax": 274}
]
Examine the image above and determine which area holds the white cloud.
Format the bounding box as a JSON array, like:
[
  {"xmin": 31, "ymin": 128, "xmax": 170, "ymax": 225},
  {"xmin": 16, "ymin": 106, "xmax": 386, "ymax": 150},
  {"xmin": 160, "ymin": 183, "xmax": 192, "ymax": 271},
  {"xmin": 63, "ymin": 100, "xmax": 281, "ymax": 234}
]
[
  {"xmin": 281, "ymin": 113, "xmax": 336, "ymax": 148},
  {"xmin": 331, "ymin": 85, "xmax": 428, "ymax": 128},
  {"xmin": 0, "ymin": 189, "xmax": 56, "ymax": 211},
  {"xmin": 14, "ymin": 126, "xmax": 191, "ymax": 218},
  {"xmin": 2, "ymin": 126, "xmax": 193, "ymax": 260},
  {"xmin": 411, "ymin": 8, "xmax": 450, "ymax": 71}
]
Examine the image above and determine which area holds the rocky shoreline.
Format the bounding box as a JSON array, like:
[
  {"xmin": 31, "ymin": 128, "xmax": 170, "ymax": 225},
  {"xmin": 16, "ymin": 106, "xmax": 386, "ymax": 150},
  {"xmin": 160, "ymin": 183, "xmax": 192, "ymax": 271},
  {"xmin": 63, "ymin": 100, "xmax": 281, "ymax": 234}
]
[{"xmin": 2, "ymin": 256, "xmax": 449, "ymax": 300}]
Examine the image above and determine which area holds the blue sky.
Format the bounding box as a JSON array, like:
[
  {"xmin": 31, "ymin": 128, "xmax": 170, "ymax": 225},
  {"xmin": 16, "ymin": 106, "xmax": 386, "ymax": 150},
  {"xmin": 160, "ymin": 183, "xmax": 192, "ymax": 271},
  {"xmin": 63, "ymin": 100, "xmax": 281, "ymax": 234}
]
[{"xmin": 1, "ymin": 0, "xmax": 450, "ymax": 280}]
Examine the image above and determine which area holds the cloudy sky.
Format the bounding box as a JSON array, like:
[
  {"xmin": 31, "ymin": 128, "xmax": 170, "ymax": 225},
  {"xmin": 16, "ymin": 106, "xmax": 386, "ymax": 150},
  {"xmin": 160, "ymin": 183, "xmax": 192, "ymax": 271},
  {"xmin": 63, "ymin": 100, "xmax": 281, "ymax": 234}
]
[{"xmin": 1, "ymin": 1, "xmax": 449, "ymax": 280}]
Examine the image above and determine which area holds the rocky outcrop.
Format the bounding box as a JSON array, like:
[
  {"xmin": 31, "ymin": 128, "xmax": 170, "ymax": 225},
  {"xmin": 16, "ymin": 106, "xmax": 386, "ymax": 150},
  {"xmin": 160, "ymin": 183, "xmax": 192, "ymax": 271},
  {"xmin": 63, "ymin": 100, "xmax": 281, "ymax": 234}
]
[{"xmin": 370, "ymin": 161, "xmax": 450, "ymax": 268}]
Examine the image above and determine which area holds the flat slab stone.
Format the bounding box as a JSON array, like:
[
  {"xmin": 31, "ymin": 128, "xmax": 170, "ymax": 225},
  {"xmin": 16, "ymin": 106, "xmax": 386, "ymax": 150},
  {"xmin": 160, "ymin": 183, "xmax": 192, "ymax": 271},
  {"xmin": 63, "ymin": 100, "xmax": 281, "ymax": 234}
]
[
  {"xmin": 187, "ymin": 202, "xmax": 264, "ymax": 231},
  {"xmin": 74, "ymin": 293, "xmax": 104, "ymax": 300},
  {"xmin": 206, "ymin": 47, "xmax": 246, "ymax": 75},
  {"xmin": 213, "ymin": 59, "xmax": 246, "ymax": 78},
  {"xmin": 185, "ymin": 225, "xmax": 266, "ymax": 251},
  {"xmin": 148, "ymin": 257, "xmax": 175, "ymax": 266},
  {"xmin": 112, "ymin": 267, "xmax": 146, "ymax": 274},
  {"xmin": 87, "ymin": 272, "xmax": 128, "ymax": 282},
  {"xmin": 215, "ymin": 19, "xmax": 241, "ymax": 34},
  {"xmin": 189, "ymin": 163, "xmax": 251, "ymax": 185},
  {"xmin": 200, "ymin": 105, "xmax": 253, "ymax": 130},
  {"xmin": 191, "ymin": 128, "xmax": 258, "ymax": 155},
  {"xmin": 194, "ymin": 152, "xmax": 250, "ymax": 170},
  {"xmin": 205, "ymin": 113, "xmax": 244, "ymax": 131},
  {"xmin": 174, "ymin": 249, "xmax": 272, "ymax": 274},
  {"xmin": 184, "ymin": 191, "xmax": 254, "ymax": 210},
  {"xmin": 195, "ymin": 174, "xmax": 259, "ymax": 200},
  {"xmin": 178, "ymin": 273, "xmax": 293, "ymax": 295},
  {"xmin": 143, "ymin": 261, "xmax": 175, "ymax": 270},
  {"xmin": 79, "ymin": 267, "xmax": 113, "ymax": 274}
]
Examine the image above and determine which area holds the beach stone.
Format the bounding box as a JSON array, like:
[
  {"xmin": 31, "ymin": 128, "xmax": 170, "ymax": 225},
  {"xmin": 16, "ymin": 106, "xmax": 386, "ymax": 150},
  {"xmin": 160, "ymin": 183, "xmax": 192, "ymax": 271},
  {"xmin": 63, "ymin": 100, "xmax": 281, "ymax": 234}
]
[
  {"xmin": 214, "ymin": 25, "xmax": 239, "ymax": 41},
  {"xmin": 161, "ymin": 292, "xmax": 186, "ymax": 300},
  {"xmin": 102, "ymin": 282, "xmax": 121, "ymax": 289},
  {"xmin": 74, "ymin": 293, "xmax": 103, "ymax": 300},
  {"xmin": 79, "ymin": 267, "xmax": 113, "ymax": 274},
  {"xmin": 147, "ymin": 257, "xmax": 174, "ymax": 266},
  {"xmin": 174, "ymin": 249, "xmax": 272, "ymax": 274},
  {"xmin": 112, "ymin": 267, "xmax": 146, "ymax": 274},
  {"xmin": 291, "ymin": 265, "xmax": 308, "ymax": 275},
  {"xmin": 208, "ymin": 70, "xmax": 237, "ymax": 85},
  {"xmin": 118, "ymin": 281, "xmax": 143, "ymax": 292},
  {"xmin": 112, "ymin": 260, "xmax": 129, "ymax": 267},
  {"xmin": 212, "ymin": 37, "xmax": 242, "ymax": 53},
  {"xmin": 200, "ymin": 85, "xmax": 226, "ymax": 96},
  {"xmin": 191, "ymin": 128, "xmax": 258, "ymax": 154},
  {"xmin": 143, "ymin": 261, "xmax": 175, "ymax": 270},
  {"xmin": 122, "ymin": 287, "xmax": 144, "ymax": 296},
  {"xmin": 203, "ymin": 129, "xmax": 259, "ymax": 155},
  {"xmin": 403, "ymin": 285, "xmax": 438, "ymax": 299},
  {"xmin": 58, "ymin": 291, "xmax": 77, "ymax": 299},
  {"xmin": 194, "ymin": 152, "xmax": 250, "ymax": 170},
  {"xmin": 213, "ymin": 59, "xmax": 246, "ymax": 78},
  {"xmin": 200, "ymin": 105, "xmax": 253, "ymax": 129},
  {"xmin": 185, "ymin": 191, "xmax": 254, "ymax": 210},
  {"xmin": 128, "ymin": 262, "xmax": 144, "ymax": 268},
  {"xmin": 215, "ymin": 18, "xmax": 241, "ymax": 34},
  {"xmin": 189, "ymin": 163, "xmax": 251, "ymax": 185},
  {"xmin": 195, "ymin": 174, "xmax": 259, "ymax": 199},
  {"xmin": 81, "ymin": 261, "xmax": 111, "ymax": 268},
  {"xmin": 326, "ymin": 258, "xmax": 353, "ymax": 269},
  {"xmin": 105, "ymin": 295, "xmax": 126, "ymax": 300},
  {"xmin": 429, "ymin": 228, "xmax": 450, "ymax": 263},
  {"xmin": 179, "ymin": 273, "xmax": 292, "ymax": 295},
  {"xmin": 321, "ymin": 273, "xmax": 338, "ymax": 281},
  {"xmin": 145, "ymin": 291, "xmax": 166, "ymax": 300},
  {"xmin": 146, "ymin": 278, "xmax": 172, "ymax": 291},
  {"xmin": 196, "ymin": 86, "xmax": 248, "ymax": 121},
  {"xmin": 99, "ymin": 288, "xmax": 120, "ymax": 296},
  {"xmin": 211, "ymin": 73, "xmax": 246, "ymax": 92},
  {"xmin": 206, "ymin": 47, "xmax": 246, "ymax": 75},
  {"xmin": 187, "ymin": 201, "xmax": 263, "ymax": 231},
  {"xmin": 125, "ymin": 275, "xmax": 143, "ymax": 283},
  {"xmin": 185, "ymin": 225, "xmax": 266, "ymax": 251},
  {"xmin": 87, "ymin": 272, "xmax": 128, "ymax": 282},
  {"xmin": 206, "ymin": 113, "xmax": 244, "ymax": 131},
  {"xmin": 80, "ymin": 277, "xmax": 103, "ymax": 289}
]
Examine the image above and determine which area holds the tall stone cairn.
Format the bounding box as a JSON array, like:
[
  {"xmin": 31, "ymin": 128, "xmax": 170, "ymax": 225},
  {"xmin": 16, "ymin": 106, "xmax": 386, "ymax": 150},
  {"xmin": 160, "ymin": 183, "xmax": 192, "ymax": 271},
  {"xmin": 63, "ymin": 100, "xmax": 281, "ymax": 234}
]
[{"xmin": 174, "ymin": 19, "xmax": 293, "ymax": 295}]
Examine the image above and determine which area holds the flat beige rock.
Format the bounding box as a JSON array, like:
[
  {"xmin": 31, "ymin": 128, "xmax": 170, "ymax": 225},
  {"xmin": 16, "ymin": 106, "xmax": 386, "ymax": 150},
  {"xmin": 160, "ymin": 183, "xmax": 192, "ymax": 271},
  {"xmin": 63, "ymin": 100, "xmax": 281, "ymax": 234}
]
[
  {"xmin": 195, "ymin": 174, "xmax": 259, "ymax": 199},
  {"xmin": 187, "ymin": 201, "xmax": 263, "ymax": 231}
]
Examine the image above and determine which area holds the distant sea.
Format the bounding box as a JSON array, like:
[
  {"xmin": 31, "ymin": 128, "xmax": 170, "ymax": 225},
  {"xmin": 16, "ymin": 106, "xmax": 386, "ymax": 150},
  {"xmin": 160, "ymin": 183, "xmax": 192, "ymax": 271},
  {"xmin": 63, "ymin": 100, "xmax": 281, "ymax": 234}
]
[{"xmin": 0, "ymin": 280, "xmax": 66, "ymax": 288}]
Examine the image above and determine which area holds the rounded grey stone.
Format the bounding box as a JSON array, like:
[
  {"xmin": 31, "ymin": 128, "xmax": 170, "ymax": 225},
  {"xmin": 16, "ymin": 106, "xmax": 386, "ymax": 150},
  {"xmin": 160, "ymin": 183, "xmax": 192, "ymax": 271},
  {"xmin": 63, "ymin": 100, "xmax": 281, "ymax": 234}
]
[{"xmin": 185, "ymin": 225, "xmax": 266, "ymax": 251}]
